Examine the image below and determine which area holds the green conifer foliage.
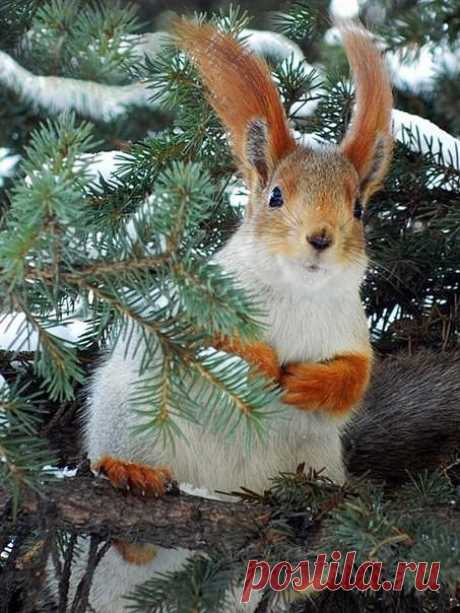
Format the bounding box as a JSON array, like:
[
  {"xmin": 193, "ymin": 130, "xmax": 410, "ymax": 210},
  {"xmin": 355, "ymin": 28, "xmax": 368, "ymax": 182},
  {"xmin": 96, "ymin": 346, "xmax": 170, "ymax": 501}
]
[{"xmin": 0, "ymin": 1, "xmax": 458, "ymax": 611}]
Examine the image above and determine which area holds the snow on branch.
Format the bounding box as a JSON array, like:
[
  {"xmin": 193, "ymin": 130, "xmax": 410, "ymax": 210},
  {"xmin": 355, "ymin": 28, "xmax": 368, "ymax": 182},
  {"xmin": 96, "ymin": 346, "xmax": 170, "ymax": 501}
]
[
  {"xmin": 243, "ymin": 28, "xmax": 306, "ymax": 65},
  {"xmin": 0, "ymin": 29, "xmax": 317, "ymax": 122},
  {"xmin": 0, "ymin": 50, "xmax": 152, "ymax": 121},
  {"xmin": 296, "ymin": 112, "xmax": 460, "ymax": 175},
  {"xmin": 2, "ymin": 28, "xmax": 458, "ymax": 174},
  {"xmin": 385, "ymin": 43, "xmax": 459, "ymax": 95},
  {"xmin": 393, "ymin": 109, "xmax": 460, "ymax": 172}
]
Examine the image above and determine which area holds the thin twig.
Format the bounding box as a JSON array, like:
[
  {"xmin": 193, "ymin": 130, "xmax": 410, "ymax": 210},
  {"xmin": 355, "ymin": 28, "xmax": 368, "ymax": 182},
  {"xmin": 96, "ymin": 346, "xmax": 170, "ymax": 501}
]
[{"xmin": 58, "ymin": 533, "xmax": 78, "ymax": 613}]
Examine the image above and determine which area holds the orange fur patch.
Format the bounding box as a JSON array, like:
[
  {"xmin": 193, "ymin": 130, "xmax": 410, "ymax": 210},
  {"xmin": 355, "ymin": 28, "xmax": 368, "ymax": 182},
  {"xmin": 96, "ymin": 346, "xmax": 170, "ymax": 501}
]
[
  {"xmin": 113, "ymin": 541, "xmax": 157, "ymax": 565},
  {"xmin": 213, "ymin": 335, "xmax": 281, "ymax": 380},
  {"xmin": 94, "ymin": 456, "xmax": 172, "ymax": 497},
  {"xmin": 173, "ymin": 20, "xmax": 295, "ymax": 184},
  {"xmin": 280, "ymin": 353, "xmax": 372, "ymax": 416}
]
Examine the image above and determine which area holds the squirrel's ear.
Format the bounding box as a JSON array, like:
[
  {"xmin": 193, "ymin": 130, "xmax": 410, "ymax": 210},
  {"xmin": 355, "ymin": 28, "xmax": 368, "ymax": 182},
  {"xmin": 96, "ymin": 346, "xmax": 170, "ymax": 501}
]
[
  {"xmin": 246, "ymin": 119, "xmax": 270, "ymax": 187},
  {"xmin": 338, "ymin": 23, "xmax": 393, "ymax": 204},
  {"xmin": 173, "ymin": 20, "xmax": 296, "ymax": 189}
]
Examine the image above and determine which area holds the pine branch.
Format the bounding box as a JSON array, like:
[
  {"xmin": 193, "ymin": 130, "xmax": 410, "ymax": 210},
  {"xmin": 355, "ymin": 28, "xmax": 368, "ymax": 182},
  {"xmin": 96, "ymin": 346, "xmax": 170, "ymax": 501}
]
[
  {"xmin": 1, "ymin": 467, "xmax": 459, "ymax": 608},
  {"xmin": 0, "ymin": 12, "xmax": 318, "ymax": 124},
  {"xmin": 3, "ymin": 470, "xmax": 457, "ymax": 558},
  {"xmin": 23, "ymin": 254, "xmax": 171, "ymax": 282},
  {"xmin": 0, "ymin": 472, "xmax": 272, "ymax": 552}
]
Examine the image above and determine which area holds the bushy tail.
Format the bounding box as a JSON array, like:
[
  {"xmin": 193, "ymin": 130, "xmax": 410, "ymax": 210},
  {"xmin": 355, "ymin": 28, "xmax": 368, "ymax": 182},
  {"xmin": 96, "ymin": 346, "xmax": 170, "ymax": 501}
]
[{"xmin": 344, "ymin": 351, "xmax": 460, "ymax": 484}]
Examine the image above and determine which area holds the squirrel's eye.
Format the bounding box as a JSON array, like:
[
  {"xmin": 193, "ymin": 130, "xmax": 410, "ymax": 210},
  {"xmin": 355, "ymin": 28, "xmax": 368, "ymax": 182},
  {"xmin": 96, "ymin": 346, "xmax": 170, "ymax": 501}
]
[
  {"xmin": 353, "ymin": 200, "xmax": 363, "ymax": 220},
  {"xmin": 269, "ymin": 186, "xmax": 284, "ymax": 208}
]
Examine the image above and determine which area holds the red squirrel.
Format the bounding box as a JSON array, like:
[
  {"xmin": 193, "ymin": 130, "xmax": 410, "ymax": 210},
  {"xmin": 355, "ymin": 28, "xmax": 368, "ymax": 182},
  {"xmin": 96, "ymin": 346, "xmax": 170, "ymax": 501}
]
[{"xmin": 77, "ymin": 19, "xmax": 394, "ymax": 612}]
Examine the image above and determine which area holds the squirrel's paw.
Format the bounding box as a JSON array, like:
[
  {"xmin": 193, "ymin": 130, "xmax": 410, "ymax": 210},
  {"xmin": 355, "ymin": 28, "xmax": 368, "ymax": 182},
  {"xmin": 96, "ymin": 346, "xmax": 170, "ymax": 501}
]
[
  {"xmin": 213, "ymin": 335, "xmax": 281, "ymax": 380},
  {"xmin": 280, "ymin": 362, "xmax": 327, "ymax": 411},
  {"xmin": 280, "ymin": 354, "xmax": 371, "ymax": 415},
  {"xmin": 93, "ymin": 457, "xmax": 172, "ymax": 564},
  {"xmin": 93, "ymin": 455, "xmax": 173, "ymax": 497}
]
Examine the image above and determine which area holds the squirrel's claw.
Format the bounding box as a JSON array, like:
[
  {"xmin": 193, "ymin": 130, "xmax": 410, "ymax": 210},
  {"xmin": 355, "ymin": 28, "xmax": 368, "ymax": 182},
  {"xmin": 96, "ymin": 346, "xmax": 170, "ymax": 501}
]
[{"xmin": 93, "ymin": 455, "xmax": 173, "ymax": 497}]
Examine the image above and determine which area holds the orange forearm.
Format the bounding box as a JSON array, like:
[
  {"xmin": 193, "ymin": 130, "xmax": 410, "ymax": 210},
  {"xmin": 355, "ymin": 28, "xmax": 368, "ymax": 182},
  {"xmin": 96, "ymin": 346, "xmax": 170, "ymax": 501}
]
[
  {"xmin": 212, "ymin": 335, "xmax": 281, "ymax": 380},
  {"xmin": 280, "ymin": 353, "xmax": 372, "ymax": 416}
]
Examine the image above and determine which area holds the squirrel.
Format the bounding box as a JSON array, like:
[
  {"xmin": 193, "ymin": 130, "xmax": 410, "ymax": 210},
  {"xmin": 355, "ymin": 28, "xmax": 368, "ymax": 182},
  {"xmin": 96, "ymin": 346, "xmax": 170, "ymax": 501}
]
[{"xmin": 72, "ymin": 18, "xmax": 395, "ymax": 613}]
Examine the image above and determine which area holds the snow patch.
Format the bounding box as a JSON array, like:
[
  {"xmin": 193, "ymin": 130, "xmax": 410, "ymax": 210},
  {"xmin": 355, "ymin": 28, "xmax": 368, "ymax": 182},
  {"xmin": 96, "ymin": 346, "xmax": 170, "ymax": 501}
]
[
  {"xmin": 76, "ymin": 150, "xmax": 126, "ymax": 186},
  {"xmin": 0, "ymin": 148, "xmax": 20, "ymax": 185},
  {"xmin": 179, "ymin": 482, "xmax": 227, "ymax": 501},
  {"xmin": 386, "ymin": 43, "xmax": 459, "ymax": 94},
  {"xmin": 393, "ymin": 109, "xmax": 460, "ymax": 171},
  {"xmin": 330, "ymin": 0, "xmax": 359, "ymax": 19},
  {"xmin": 43, "ymin": 465, "xmax": 78, "ymax": 478},
  {"xmin": 0, "ymin": 313, "xmax": 88, "ymax": 351}
]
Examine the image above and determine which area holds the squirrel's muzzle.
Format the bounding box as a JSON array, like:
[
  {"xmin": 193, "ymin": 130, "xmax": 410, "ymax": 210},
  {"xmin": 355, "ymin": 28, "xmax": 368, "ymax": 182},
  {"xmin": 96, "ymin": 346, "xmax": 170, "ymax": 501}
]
[{"xmin": 307, "ymin": 228, "xmax": 334, "ymax": 251}]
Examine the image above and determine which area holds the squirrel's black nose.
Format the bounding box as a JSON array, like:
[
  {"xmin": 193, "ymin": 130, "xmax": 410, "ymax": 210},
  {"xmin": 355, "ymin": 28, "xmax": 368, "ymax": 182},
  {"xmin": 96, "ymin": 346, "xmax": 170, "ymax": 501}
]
[{"xmin": 307, "ymin": 232, "xmax": 332, "ymax": 251}]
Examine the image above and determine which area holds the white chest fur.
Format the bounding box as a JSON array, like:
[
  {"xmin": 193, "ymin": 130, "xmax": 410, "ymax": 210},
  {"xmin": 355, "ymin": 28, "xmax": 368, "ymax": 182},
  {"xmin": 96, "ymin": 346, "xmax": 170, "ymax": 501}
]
[
  {"xmin": 263, "ymin": 288, "xmax": 368, "ymax": 364},
  {"xmin": 213, "ymin": 230, "xmax": 369, "ymax": 365}
]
